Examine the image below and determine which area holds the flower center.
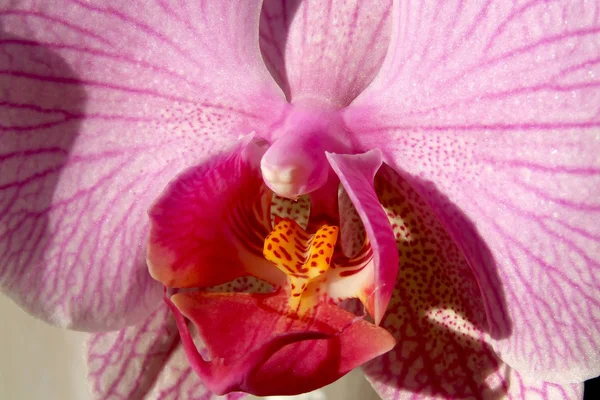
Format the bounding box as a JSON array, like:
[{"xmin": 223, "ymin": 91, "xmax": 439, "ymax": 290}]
[
  {"xmin": 259, "ymin": 105, "xmax": 353, "ymax": 199},
  {"xmin": 263, "ymin": 217, "xmax": 338, "ymax": 313},
  {"xmin": 260, "ymin": 134, "xmax": 329, "ymax": 200}
]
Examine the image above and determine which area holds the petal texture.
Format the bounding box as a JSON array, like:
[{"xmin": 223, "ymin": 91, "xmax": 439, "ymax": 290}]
[
  {"xmin": 373, "ymin": 367, "xmax": 584, "ymax": 400},
  {"xmin": 0, "ymin": 1, "xmax": 284, "ymax": 329},
  {"xmin": 86, "ymin": 303, "xmax": 245, "ymax": 400},
  {"xmin": 86, "ymin": 304, "xmax": 179, "ymax": 400},
  {"xmin": 346, "ymin": 0, "xmax": 600, "ymax": 381},
  {"xmin": 364, "ymin": 166, "xmax": 582, "ymax": 399},
  {"xmin": 260, "ymin": 0, "xmax": 392, "ymax": 106}
]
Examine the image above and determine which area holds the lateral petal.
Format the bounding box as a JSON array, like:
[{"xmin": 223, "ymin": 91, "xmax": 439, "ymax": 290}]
[
  {"xmin": 85, "ymin": 303, "xmax": 245, "ymax": 400},
  {"xmin": 346, "ymin": 0, "xmax": 600, "ymax": 381},
  {"xmin": 0, "ymin": 0, "xmax": 285, "ymax": 330},
  {"xmin": 86, "ymin": 304, "xmax": 179, "ymax": 400},
  {"xmin": 365, "ymin": 165, "xmax": 582, "ymax": 399}
]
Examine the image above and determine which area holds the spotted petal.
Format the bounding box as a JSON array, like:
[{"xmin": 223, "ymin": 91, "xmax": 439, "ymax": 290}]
[
  {"xmin": 346, "ymin": 0, "xmax": 600, "ymax": 382},
  {"xmin": 0, "ymin": 0, "xmax": 284, "ymax": 330},
  {"xmin": 364, "ymin": 165, "xmax": 583, "ymax": 399}
]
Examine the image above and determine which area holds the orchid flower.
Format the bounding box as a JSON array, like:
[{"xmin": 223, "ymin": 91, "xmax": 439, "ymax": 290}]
[{"xmin": 1, "ymin": 0, "xmax": 599, "ymax": 399}]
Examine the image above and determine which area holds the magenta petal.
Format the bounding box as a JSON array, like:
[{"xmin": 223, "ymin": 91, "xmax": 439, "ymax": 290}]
[
  {"xmin": 326, "ymin": 151, "xmax": 398, "ymax": 325},
  {"xmin": 147, "ymin": 139, "xmax": 285, "ymax": 289},
  {"xmin": 0, "ymin": 1, "xmax": 285, "ymax": 329},
  {"xmin": 346, "ymin": 0, "xmax": 600, "ymax": 381},
  {"xmin": 86, "ymin": 303, "xmax": 245, "ymax": 400},
  {"xmin": 260, "ymin": 0, "xmax": 392, "ymax": 107}
]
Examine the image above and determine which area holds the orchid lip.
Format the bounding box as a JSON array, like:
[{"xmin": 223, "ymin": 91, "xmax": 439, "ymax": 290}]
[
  {"xmin": 167, "ymin": 290, "xmax": 395, "ymax": 396},
  {"xmin": 165, "ymin": 292, "xmax": 335, "ymax": 395}
]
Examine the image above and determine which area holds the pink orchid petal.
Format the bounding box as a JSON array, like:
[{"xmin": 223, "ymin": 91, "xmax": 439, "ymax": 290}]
[
  {"xmin": 147, "ymin": 139, "xmax": 286, "ymax": 289},
  {"xmin": 370, "ymin": 355, "xmax": 584, "ymax": 400},
  {"xmin": 487, "ymin": 367, "xmax": 583, "ymax": 400},
  {"xmin": 365, "ymin": 163, "xmax": 488, "ymax": 397},
  {"xmin": 86, "ymin": 303, "xmax": 245, "ymax": 400},
  {"xmin": 86, "ymin": 304, "xmax": 179, "ymax": 399},
  {"xmin": 346, "ymin": 0, "xmax": 600, "ymax": 381},
  {"xmin": 148, "ymin": 335, "xmax": 246, "ymax": 400},
  {"xmin": 364, "ymin": 165, "xmax": 583, "ymax": 399},
  {"xmin": 259, "ymin": 0, "xmax": 392, "ymax": 107},
  {"xmin": 171, "ymin": 291, "xmax": 395, "ymax": 396},
  {"xmin": 326, "ymin": 151, "xmax": 399, "ymax": 325},
  {"xmin": 0, "ymin": 1, "xmax": 285, "ymax": 329}
]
